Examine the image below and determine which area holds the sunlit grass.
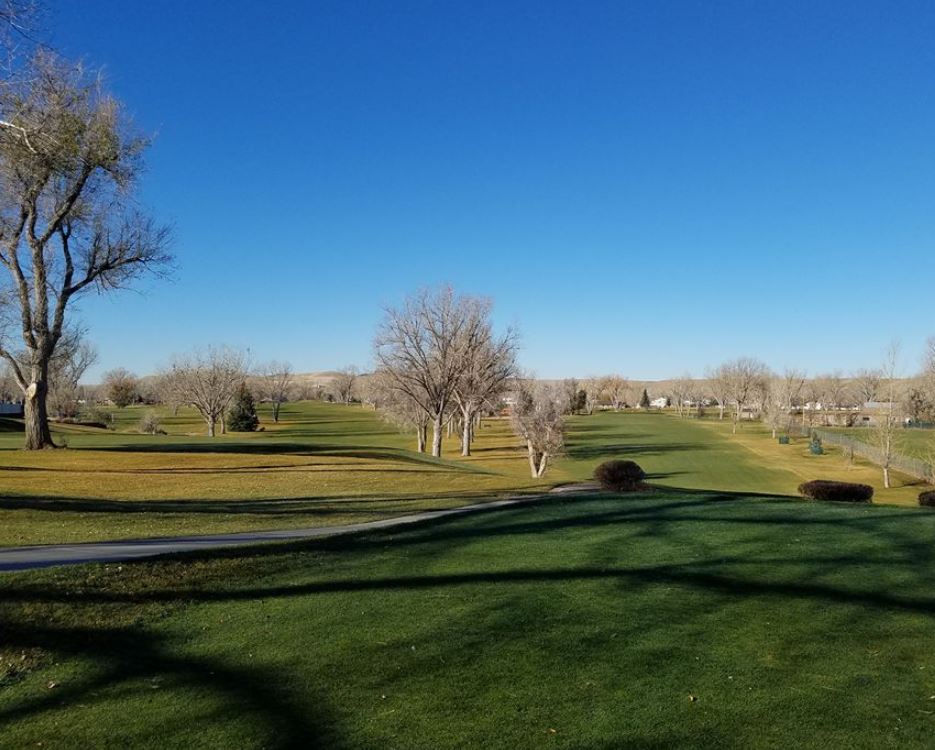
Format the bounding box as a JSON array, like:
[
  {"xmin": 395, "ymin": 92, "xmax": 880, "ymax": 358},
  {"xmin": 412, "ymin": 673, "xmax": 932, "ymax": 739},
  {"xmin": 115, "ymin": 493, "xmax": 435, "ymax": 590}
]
[{"xmin": 1, "ymin": 492, "xmax": 934, "ymax": 747}]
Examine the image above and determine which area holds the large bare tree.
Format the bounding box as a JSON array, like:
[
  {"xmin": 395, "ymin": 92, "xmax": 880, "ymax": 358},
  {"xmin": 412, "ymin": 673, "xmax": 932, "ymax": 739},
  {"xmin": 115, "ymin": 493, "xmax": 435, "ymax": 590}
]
[
  {"xmin": 375, "ymin": 286, "xmax": 491, "ymax": 457},
  {"xmin": 0, "ymin": 52, "xmax": 171, "ymax": 448},
  {"xmin": 162, "ymin": 347, "xmax": 248, "ymax": 437},
  {"xmin": 451, "ymin": 298, "xmax": 517, "ymax": 456}
]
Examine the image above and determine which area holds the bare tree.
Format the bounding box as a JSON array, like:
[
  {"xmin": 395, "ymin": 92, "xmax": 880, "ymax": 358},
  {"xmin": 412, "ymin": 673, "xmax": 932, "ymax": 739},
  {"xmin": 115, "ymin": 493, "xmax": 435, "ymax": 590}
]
[
  {"xmin": 162, "ymin": 347, "xmax": 247, "ymax": 437},
  {"xmin": 102, "ymin": 367, "xmax": 138, "ymax": 408},
  {"xmin": 813, "ymin": 371, "xmax": 852, "ymax": 424},
  {"xmin": 852, "ymin": 368, "xmax": 882, "ymax": 406},
  {"xmin": 370, "ymin": 367, "xmax": 430, "ymax": 452},
  {"xmin": 600, "ymin": 374, "xmax": 629, "ymax": 411},
  {"xmin": 331, "ymin": 365, "xmax": 359, "ymax": 405},
  {"xmin": 375, "ymin": 286, "xmax": 485, "ymax": 457},
  {"xmin": 511, "ymin": 380, "xmax": 565, "ymax": 478},
  {"xmin": 723, "ymin": 357, "xmax": 770, "ymax": 433},
  {"xmin": 257, "ymin": 360, "xmax": 293, "ymax": 422},
  {"xmin": 0, "ymin": 52, "xmax": 171, "ymax": 448},
  {"xmin": 763, "ymin": 368, "xmax": 805, "ymax": 438},
  {"xmin": 580, "ymin": 376, "xmax": 600, "ymax": 415},
  {"xmin": 872, "ymin": 343, "xmax": 903, "ymax": 489},
  {"xmin": 46, "ymin": 333, "xmax": 95, "ymax": 419},
  {"xmin": 706, "ymin": 364, "xmax": 731, "ymax": 420},
  {"xmin": 670, "ymin": 373, "xmax": 694, "ymax": 418},
  {"xmin": 451, "ymin": 298, "xmax": 517, "ymax": 456},
  {"xmin": 561, "ymin": 378, "xmax": 580, "ymax": 415}
]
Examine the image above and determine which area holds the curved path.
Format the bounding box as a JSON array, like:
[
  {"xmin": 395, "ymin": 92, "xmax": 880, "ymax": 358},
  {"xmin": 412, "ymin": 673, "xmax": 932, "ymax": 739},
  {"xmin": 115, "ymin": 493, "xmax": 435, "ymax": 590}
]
[{"xmin": 0, "ymin": 483, "xmax": 595, "ymax": 573}]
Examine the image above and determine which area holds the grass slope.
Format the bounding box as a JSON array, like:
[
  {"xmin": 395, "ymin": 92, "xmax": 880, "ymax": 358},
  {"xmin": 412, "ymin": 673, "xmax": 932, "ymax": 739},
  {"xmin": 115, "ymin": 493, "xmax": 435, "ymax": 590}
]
[{"xmin": 1, "ymin": 491, "xmax": 934, "ymax": 748}]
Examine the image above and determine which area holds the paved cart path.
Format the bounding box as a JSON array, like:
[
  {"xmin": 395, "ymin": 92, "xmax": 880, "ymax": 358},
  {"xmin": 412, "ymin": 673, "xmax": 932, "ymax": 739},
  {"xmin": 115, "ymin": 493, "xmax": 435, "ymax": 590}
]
[{"xmin": 0, "ymin": 483, "xmax": 596, "ymax": 572}]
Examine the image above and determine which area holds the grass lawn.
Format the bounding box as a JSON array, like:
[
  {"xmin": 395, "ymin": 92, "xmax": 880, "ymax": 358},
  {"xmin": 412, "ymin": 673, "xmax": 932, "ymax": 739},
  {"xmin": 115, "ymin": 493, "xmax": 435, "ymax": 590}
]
[
  {"xmin": 1, "ymin": 491, "xmax": 934, "ymax": 748},
  {"xmin": 1, "ymin": 406, "xmax": 929, "ymax": 546},
  {"xmin": 0, "ymin": 402, "xmax": 560, "ymax": 546},
  {"xmin": 833, "ymin": 426, "xmax": 935, "ymax": 463},
  {"xmin": 563, "ymin": 411, "xmax": 926, "ymax": 506}
]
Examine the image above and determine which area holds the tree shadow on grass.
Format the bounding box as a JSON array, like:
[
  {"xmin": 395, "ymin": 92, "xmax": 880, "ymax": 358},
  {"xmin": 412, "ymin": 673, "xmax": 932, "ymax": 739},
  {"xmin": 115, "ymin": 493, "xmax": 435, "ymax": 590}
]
[
  {"xmin": 564, "ymin": 442, "xmax": 707, "ymax": 461},
  {"xmin": 88, "ymin": 443, "xmax": 500, "ymax": 475},
  {"xmin": 3, "ymin": 489, "xmax": 935, "ymax": 746},
  {"xmin": 0, "ymin": 488, "xmax": 525, "ymax": 518},
  {"xmin": 0, "ymin": 620, "xmax": 354, "ymax": 749},
  {"xmin": 5, "ymin": 490, "xmax": 935, "ymax": 615}
]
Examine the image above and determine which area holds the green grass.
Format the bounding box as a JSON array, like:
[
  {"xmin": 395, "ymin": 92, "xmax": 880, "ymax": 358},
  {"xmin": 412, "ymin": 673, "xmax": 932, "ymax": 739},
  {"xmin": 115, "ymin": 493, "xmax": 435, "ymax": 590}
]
[
  {"xmin": 0, "ymin": 402, "xmax": 559, "ymax": 546},
  {"xmin": 563, "ymin": 411, "xmax": 926, "ymax": 505},
  {"xmin": 834, "ymin": 426, "xmax": 935, "ymax": 462},
  {"xmin": 2, "ymin": 491, "xmax": 934, "ymax": 748},
  {"xmin": 1, "ymin": 406, "xmax": 928, "ymax": 546}
]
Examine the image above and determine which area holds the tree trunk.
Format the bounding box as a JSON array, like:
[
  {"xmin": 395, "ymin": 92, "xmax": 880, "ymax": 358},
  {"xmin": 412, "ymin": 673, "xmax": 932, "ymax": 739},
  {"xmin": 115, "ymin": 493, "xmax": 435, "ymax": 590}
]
[
  {"xmin": 416, "ymin": 423, "xmax": 427, "ymax": 453},
  {"xmin": 432, "ymin": 412, "xmax": 443, "ymax": 457},
  {"xmin": 461, "ymin": 406, "xmax": 473, "ymax": 457},
  {"xmin": 220, "ymin": 414, "xmax": 227, "ymax": 434},
  {"xmin": 272, "ymin": 402, "xmax": 281, "ymax": 422},
  {"xmin": 527, "ymin": 441, "xmax": 539, "ymax": 478},
  {"xmin": 536, "ymin": 451, "xmax": 550, "ymax": 477},
  {"xmin": 883, "ymin": 465, "xmax": 890, "ymax": 489},
  {"xmin": 207, "ymin": 415, "xmax": 216, "ymax": 438},
  {"xmin": 24, "ymin": 376, "xmax": 55, "ymax": 449}
]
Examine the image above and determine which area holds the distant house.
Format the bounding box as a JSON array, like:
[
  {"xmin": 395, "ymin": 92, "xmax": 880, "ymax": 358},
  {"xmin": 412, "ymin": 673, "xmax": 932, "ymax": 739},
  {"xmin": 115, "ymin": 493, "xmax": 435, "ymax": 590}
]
[{"xmin": 649, "ymin": 397, "xmax": 669, "ymax": 409}]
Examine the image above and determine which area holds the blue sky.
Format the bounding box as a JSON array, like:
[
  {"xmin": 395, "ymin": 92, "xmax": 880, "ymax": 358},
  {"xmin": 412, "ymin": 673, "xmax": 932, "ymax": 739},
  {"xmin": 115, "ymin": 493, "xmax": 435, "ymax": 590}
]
[{"xmin": 48, "ymin": 1, "xmax": 935, "ymax": 380}]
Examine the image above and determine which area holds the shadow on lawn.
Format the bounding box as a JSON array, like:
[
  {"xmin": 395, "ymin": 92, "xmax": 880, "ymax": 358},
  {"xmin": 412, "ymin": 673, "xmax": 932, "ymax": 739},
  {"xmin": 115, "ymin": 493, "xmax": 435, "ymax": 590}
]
[
  {"xmin": 564, "ymin": 441, "xmax": 706, "ymax": 461},
  {"xmin": 88, "ymin": 443, "xmax": 499, "ymax": 475},
  {"xmin": 3, "ymin": 489, "xmax": 935, "ymax": 745},
  {"xmin": 0, "ymin": 487, "xmax": 526, "ymax": 517},
  {"xmin": 0, "ymin": 620, "xmax": 354, "ymax": 749}
]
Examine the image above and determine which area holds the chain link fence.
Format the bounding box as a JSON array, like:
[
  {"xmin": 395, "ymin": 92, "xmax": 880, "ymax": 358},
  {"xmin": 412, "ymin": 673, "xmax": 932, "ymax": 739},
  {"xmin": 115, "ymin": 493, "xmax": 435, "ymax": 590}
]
[{"xmin": 811, "ymin": 428, "xmax": 933, "ymax": 482}]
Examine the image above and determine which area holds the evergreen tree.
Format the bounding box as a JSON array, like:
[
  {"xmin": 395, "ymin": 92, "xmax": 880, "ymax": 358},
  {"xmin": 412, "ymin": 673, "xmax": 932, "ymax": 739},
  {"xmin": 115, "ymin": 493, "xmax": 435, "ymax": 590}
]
[
  {"xmin": 227, "ymin": 382, "xmax": 259, "ymax": 432},
  {"xmin": 638, "ymin": 389, "xmax": 651, "ymax": 409}
]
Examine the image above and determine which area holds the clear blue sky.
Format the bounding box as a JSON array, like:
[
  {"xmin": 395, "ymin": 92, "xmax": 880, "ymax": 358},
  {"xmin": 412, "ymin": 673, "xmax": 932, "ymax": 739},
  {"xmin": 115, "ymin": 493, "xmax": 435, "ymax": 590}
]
[{"xmin": 48, "ymin": 0, "xmax": 935, "ymax": 381}]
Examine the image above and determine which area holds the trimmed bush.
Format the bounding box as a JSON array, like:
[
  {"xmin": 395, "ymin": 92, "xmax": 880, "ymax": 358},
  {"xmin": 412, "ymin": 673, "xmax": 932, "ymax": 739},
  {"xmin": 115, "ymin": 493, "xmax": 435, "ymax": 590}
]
[
  {"xmin": 919, "ymin": 490, "xmax": 935, "ymax": 508},
  {"xmin": 798, "ymin": 480, "xmax": 873, "ymax": 503},
  {"xmin": 594, "ymin": 460, "xmax": 646, "ymax": 492}
]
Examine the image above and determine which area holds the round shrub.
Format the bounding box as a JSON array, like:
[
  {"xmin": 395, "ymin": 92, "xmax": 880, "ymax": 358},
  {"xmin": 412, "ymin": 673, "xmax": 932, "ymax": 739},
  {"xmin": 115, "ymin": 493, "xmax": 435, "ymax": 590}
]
[
  {"xmin": 919, "ymin": 490, "xmax": 935, "ymax": 507},
  {"xmin": 798, "ymin": 480, "xmax": 873, "ymax": 503},
  {"xmin": 138, "ymin": 411, "xmax": 164, "ymax": 435},
  {"xmin": 594, "ymin": 460, "xmax": 646, "ymax": 492}
]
